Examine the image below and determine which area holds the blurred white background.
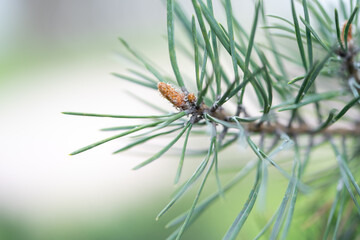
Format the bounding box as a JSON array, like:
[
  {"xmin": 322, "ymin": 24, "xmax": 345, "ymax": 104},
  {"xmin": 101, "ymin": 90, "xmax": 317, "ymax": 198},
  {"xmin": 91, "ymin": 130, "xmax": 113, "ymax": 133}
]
[{"xmin": 0, "ymin": 0, "xmax": 172, "ymax": 234}]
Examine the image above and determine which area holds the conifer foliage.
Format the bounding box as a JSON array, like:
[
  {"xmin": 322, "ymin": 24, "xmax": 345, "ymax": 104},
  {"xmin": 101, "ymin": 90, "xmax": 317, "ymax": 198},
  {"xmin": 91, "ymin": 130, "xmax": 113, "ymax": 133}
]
[{"xmin": 64, "ymin": 1, "xmax": 360, "ymax": 239}]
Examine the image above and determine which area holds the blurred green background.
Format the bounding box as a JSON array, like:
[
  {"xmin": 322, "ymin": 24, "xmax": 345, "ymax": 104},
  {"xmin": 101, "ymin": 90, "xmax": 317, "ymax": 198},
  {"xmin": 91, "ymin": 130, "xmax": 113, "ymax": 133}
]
[{"xmin": 0, "ymin": 0, "xmax": 340, "ymax": 239}]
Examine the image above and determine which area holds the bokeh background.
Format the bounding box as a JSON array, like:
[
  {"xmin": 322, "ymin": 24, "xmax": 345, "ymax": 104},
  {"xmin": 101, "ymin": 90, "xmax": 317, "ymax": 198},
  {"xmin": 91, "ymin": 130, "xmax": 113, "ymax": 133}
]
[{"xmin": 0, "ymin": 0, "xmax": 340, "ymax": 239}]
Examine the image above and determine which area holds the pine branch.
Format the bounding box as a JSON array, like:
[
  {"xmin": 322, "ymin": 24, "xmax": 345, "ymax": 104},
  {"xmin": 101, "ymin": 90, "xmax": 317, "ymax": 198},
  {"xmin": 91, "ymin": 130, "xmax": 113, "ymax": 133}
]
[{"xmin": 64, "ymin": 1, "xmax": 360, "ymax": 239}]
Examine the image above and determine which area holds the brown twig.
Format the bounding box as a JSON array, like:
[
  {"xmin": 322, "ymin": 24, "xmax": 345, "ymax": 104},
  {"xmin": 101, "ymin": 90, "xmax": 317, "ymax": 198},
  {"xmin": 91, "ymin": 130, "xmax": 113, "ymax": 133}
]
[{"xmin": 245, "ymin": 122, "xmax": 360, "ymax": 136}]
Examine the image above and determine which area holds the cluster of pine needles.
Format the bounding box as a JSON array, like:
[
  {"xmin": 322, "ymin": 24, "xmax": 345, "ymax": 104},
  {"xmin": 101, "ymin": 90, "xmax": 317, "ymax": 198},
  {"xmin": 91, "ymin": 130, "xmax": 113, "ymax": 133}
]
[{"xmin": 63, "ymin": 0, "xmax": 360, "ymax": 239}]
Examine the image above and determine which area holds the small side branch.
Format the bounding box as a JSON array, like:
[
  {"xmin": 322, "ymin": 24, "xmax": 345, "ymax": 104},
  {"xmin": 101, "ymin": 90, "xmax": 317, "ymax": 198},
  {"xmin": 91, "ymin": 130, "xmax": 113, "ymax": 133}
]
[{"xmin": 246, "ymin": 122, "xmax": 360, "ymax": 136}]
